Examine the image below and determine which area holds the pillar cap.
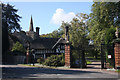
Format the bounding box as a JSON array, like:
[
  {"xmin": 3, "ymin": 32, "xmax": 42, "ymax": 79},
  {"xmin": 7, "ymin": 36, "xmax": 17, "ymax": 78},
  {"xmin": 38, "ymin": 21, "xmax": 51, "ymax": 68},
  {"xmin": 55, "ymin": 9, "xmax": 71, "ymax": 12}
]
[{"xmin": 65, "ymin": 41, "xmax": 72, "ymax": 45}]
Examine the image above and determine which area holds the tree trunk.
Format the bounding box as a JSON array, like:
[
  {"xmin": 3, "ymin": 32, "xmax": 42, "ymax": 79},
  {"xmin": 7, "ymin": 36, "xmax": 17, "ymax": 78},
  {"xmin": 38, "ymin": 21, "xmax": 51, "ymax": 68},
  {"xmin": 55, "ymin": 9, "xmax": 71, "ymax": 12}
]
[
  {"xmin": 95, "ymin": 52, "xmax": 98, "ymax": 59},
  {"xmin": 81, "ymin": 50, "xmax": 86, "ymax": 68},
  {"xmin": 2, "ymin": 23, "xmax": 9, "ymax": 64}
]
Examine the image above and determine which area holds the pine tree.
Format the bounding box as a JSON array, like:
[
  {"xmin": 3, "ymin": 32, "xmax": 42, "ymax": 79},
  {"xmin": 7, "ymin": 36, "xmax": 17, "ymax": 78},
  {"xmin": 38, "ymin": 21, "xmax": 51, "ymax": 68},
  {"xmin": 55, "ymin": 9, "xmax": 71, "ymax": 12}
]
[{"xmin": 2, "ymin": 3, "xmax": 21, "ymax": 56}]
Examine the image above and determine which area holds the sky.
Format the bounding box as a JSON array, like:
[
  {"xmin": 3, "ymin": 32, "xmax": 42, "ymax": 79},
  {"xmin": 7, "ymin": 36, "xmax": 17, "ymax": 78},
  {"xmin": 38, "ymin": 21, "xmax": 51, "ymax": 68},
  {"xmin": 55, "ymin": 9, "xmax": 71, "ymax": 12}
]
[{"xmin": 4, "ymin": 2, "xmax": 93, "ymax": 35}]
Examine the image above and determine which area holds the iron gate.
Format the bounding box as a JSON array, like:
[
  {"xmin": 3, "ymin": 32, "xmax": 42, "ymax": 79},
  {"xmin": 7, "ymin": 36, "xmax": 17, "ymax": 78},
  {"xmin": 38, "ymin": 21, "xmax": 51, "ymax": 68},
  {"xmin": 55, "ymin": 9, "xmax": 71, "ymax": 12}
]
[{"xmin": 71, "ymin": 44, "xmax": 115, "ymax": 69}]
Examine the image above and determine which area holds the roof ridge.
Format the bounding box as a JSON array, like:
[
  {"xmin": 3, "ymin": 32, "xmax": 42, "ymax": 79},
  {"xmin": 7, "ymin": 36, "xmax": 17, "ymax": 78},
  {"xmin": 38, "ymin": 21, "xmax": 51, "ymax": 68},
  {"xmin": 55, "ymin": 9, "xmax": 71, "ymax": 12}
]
[{"xmin": 37, "ymin": 37, "xmax": 60, "ymax": 39}]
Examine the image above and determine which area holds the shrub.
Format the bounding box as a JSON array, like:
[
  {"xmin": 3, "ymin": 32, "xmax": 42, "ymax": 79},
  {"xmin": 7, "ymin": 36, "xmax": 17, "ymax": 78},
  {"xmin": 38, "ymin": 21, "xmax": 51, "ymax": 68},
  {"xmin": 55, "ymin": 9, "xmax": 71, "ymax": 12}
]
[
  {"xmin": 44, "ymin": 54, "xmax": 65, "ymax": 67},
  {"xmin": 11, "ymin": 41, "xmax": 26, "ymax": 55},
  {"xmin": 37, "ymin": 57, "xmax": 45, "ymax": 64}
]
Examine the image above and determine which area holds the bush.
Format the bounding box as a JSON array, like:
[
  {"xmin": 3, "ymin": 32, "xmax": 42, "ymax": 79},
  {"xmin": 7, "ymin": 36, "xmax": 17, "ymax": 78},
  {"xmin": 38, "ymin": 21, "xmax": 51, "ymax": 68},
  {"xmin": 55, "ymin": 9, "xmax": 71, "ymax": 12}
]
[
  {"xmin": 44, "ymin": 54, "xmax": 65, "ymax": 67},
  {"xmin": 11, "ymin": 41, "xmax": 26, "ymax": 55},
  {"xmin": 37, "ymin": 57, "xmax": 45, "ymax": 64},
  {"xmin": 12, "ymin": 41, "xmax": 26, "ymax": 53}
]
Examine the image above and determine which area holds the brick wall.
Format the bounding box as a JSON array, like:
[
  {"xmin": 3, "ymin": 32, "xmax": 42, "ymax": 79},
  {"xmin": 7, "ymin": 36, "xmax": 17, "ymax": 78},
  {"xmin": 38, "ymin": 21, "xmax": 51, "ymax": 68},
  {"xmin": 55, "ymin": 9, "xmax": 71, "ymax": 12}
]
[
  {"xmin": 65, "ymin": 44, "xmax": 71, "ymax": 67},
  {"xmin": 114, "ymin": 43, "xmax": 120, "ymax": 69}
]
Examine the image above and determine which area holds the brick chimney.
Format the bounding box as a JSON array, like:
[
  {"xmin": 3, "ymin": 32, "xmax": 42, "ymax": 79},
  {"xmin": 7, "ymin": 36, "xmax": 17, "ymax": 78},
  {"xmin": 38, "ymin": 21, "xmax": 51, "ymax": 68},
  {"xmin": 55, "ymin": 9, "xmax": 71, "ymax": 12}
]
[{"xmin": 36, "ymin": 27, "xmax": 40, "ymax": 38}]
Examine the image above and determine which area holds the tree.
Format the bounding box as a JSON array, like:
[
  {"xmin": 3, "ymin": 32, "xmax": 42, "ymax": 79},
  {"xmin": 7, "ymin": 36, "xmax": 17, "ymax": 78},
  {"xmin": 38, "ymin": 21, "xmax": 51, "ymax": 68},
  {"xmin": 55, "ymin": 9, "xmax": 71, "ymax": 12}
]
[
  {"xmin": 70, "ymin": 13, "xmax": 89, "ymax": 68},
  {"xmin": 11, "ymin": 41, "xmax": 26, "ymax": 54},
  {"xmin": 44, "ymin": 29, "xmax": 64, "ymax": 38},
  {"xmin": 88, "ymin": 2, "xmax": 119, "ymax": 59},
  {"xmin": 88, "ymin": 2, "xmax": 120, "ymax": 46},
  {"xmin": 59, "ymin": 13, "xmax": 89, "ymax": 68},
  {"xmin": 2, "ymin": 3, "xmax": 21, "ymax": 55},
  {"xmin": 88, "ymin": 2, "xmax": 120, "ymax": 67},
  {"xmin": 70, "ymin": 13, "xmax": 89, "ymax": 48},
  {"xmin": 2, "ymin": 3, "xmax": 22, "ymax": 33}
]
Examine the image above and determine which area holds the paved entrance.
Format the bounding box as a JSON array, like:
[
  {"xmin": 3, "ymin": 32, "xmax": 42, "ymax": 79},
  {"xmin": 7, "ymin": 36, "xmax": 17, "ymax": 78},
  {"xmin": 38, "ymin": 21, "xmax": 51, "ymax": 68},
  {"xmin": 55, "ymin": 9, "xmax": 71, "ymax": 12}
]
[
  {"xmin": 87, "ymin": 60, "xmax": 101, "ymax": 69},
  {"xmin": 1, "ymin": 64, "xmax": 118, "ymax": 79}
]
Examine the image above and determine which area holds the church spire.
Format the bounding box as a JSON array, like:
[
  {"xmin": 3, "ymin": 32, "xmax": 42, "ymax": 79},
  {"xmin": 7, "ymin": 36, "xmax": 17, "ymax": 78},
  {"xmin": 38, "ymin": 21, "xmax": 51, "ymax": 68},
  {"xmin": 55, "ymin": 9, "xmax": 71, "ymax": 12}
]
[{"xmin": 29, "ymin": 16, "xmax": 34, "ymax": 31}]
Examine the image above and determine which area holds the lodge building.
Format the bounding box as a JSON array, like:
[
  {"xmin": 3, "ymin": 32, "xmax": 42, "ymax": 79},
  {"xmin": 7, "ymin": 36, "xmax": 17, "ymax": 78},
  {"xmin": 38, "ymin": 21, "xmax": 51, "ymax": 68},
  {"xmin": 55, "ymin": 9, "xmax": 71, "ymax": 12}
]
[{"xmin": 12, "ymin": 16, "xmax": 67, "ymax": 60}]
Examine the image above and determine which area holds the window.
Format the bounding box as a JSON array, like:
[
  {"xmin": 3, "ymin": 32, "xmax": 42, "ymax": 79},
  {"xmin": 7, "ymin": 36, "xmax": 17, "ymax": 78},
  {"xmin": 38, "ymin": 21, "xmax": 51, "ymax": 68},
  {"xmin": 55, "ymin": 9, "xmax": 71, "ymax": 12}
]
[
  {"xmin": 48, "ymin": 50, "xmax": 50, "ymax": 53},
  {"xmin": 56, "ymin": 48, "xmax": 60, "ymax": 53},
  {"xmin": 61, "ymin": 45, "xmax": 65, "ymax": 49}
]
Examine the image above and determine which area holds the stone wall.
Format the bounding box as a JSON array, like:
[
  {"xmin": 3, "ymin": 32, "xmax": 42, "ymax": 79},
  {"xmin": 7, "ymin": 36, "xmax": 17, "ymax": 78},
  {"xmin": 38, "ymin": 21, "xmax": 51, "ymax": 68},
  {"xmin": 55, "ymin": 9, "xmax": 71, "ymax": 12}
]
[
  {"xmin": 13, "ymin": 56, "xmax": 26, "ymax": 64},
  {"xmin": 3, "ymin": 54, "xmax": 25, "ymax": 64}
]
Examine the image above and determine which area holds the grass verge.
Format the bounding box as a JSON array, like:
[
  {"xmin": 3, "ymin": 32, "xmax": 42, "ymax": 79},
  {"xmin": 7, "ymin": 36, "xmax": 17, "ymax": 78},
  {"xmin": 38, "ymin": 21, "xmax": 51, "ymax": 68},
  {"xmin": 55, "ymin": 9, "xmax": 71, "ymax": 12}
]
[
  {"xmin": 117, "ymin": 69, "xmax": 120, "ymax": 73},
  {"xmin": 86, "ymin": 60, "xmax": 92, "ymax": 64}
]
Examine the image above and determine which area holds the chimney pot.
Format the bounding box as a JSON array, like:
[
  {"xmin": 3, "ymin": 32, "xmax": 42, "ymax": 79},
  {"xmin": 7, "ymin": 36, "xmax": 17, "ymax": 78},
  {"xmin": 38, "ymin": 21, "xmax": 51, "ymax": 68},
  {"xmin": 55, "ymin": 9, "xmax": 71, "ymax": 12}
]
[{"xmin": 36, "ymin": 27, "xmax": 40, "ymax": 38}]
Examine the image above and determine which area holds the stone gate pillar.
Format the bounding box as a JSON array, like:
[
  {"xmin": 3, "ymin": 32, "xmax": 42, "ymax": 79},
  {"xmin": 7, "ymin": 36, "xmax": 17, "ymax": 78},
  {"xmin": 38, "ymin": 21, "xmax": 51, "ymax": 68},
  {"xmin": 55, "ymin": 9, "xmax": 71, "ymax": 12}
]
[
  {"xmin": 65, "ymin": 42, "xmax": 71, "ymax": 67},
  {"xmin": 64, "ymin": 25, "xmax": 71, "ymax": 67},
  {"xmin": 114, "ymin": 42, "xmax": 120, "ymax": 69},
  {"xmin": 114, "ymin": 27, "xmax": 120, "ymax": 69}
]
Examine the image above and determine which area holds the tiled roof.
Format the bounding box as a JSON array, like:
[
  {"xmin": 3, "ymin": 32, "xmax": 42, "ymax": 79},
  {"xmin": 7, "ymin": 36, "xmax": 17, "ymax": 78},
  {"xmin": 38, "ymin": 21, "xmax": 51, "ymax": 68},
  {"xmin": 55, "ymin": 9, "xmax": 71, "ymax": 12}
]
[
  {"xmin": 31, "ymin": 37, "xmax": 60, "ymax": 49},
  {"xmin": 12, "ymin": 32, "xmax": 33, "ymax": 47},
  {"xmin": 12, "ymin": 32, "xmax": 67, "ymax": 50}
]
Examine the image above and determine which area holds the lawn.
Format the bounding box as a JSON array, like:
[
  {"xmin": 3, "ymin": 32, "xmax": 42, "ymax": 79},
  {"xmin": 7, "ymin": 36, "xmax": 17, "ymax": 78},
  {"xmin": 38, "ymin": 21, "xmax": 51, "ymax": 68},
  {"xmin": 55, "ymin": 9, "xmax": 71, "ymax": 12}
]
[
  {"xmin": 86, "ymin": 60, "xmax": 92, "ymax": 64},
  {"xmin": 117, "ymin": 69, "xmax": 120, "ymax": 73}
]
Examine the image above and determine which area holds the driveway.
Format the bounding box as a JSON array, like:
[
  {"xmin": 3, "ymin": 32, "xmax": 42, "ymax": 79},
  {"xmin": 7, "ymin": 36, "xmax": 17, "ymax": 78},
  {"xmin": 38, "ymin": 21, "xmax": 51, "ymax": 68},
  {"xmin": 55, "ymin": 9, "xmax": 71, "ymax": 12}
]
[{"xmin": 1, "ymin": 64, "xmax": 119, "ymax": 79}]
